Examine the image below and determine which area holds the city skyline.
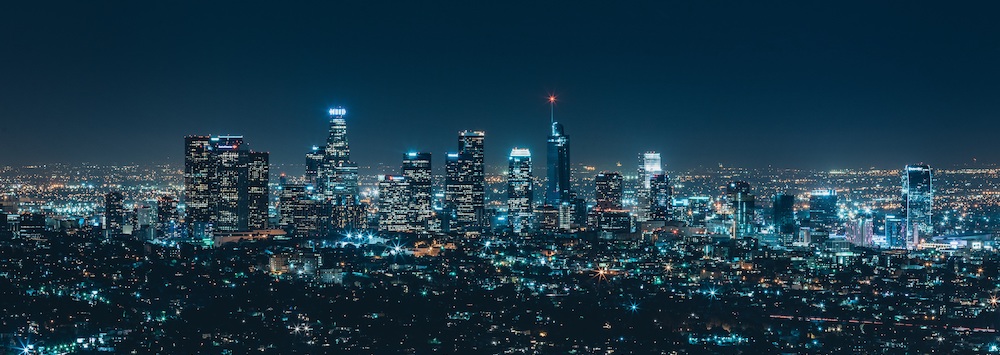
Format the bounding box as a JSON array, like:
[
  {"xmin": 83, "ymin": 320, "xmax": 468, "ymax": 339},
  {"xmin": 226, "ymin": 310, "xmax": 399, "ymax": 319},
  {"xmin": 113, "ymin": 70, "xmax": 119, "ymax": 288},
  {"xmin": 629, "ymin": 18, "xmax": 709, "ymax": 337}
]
[{"xmin": 3, "ymin": 2, "xmax": 1000, "ymax": 169}]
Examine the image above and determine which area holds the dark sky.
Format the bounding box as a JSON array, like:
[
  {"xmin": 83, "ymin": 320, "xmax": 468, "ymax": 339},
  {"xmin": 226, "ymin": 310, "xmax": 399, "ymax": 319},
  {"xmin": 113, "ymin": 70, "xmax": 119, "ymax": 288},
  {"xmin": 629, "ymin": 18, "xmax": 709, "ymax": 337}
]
[{"xmin": 2, "ymin": 1, "xmax": 999, "ymax": 172}]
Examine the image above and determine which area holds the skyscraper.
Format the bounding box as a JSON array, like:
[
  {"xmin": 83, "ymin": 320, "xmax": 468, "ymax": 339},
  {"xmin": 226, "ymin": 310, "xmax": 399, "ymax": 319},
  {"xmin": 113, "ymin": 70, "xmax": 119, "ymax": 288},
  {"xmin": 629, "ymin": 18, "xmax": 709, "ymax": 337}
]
[
  {"xmin": 182, "ymin": 135, "xmax": 269, "ymax": 234},
  {"xmin": 594, "ymin": 172, "xmax": 624, "ymax": 211},
  {"xmin": 903, "ymin": 164, "xmax": 933, "ymax": 245},
  {"xmin": 546, "ymin": 118, "xmax": 571, "ymax": 206},
  {"xmin": 772, "ymin": 193, "xmax": 796, "ymax": 236},
  {"xmin": 445, "ymin": 152, "xmax": 476, "ymax": 230},
  {"xmin": 104, "ymin": 191, "xmax": 124, "ymax": 237},
  {"xmin": 320, "ymin": 107, "xmax": 359, "ymax": 206},
  {"xmin": 459, "ymin": 130, "xmax": 486, "ymax": 226},
  {"xmin": 183, "ymin": 135, "xmax": 213, "ymax": 229},
  {"xmin": 727, "ymin": 181, "xmax": 755, "ymax": 238},
  {"xmin": 648, "ymin": 174, "xmax": 671, "ymax": 221},
  {"xmin": 635, "ymin": 152, "xmax": 663, "ymax": 222},
  {"xmin": 443, "ymin": 131, "xmax": 486, "ymax": 231},
  {"xmin": 402, "ymin": 152, "xmax": 433, "ymax": 231},
  {"xmin": 808, "ymin": 189, "xmax": 838, "ymax": 232},
  {"xmin": 378, "ymin": 175, "xmax": 411, "ymax": 233},
  {"xmin": 305, "ymin": 145, "xmax": 323, "ymax": 186},
  {"xmin": 507, "ymin": 148, "xmax": 533, "ymax": 235}
]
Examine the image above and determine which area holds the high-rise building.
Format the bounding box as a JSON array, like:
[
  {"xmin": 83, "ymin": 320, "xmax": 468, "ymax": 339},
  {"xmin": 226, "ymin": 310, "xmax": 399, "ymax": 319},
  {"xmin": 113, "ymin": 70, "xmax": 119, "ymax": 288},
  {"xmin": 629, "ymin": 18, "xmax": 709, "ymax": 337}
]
[
  {"xmin": 507, "ymin": 148, "xmax": 533, "ymax": 235},
  {"xmin": 320, "ymin": 107, "xmax": 359, "ymax": 205},
  {"xmin": 635, "ymin": 152, "xmax": 663, "ymax": 222},
  {"xmin": 402, "ymin": 152, "xmax": 433, "ymax": 231},
  {"xmin": 378, "ymin": 175, "xmax": 411, "ymax": 232},
  {"xmin": 183, "ymin": 135, "xmax": 213, "ymax": 228},
  {"xmin": 156, "ymin": 195, "xmax": 180, "ymax": 238},
  {"xmin": 903, "ymin": 164, "xmax": 933, "ymax": 244},
  {"xmin": 648, "ymin": 174, "xmax": 672, "ymax": 221},
  {"xmin": 807, "ymin": 189, "xmax": 838, "ymax": 233},
  {"xmin": 445, "ymin": 152, "xmax": 477, "ymax": 230},
  {"xmin": 546, "ymin": 122, "xmax": 571, "ymax": 206},
  {"xmin": 182, "ymin": 135, "xmax": 269, "ymax": 234},
  {"xmin": 727, "ymin": 181, "xmax": 755, "ymax": 238},
  {"xmin": 104, "ymin": 191, "xmax": 124, "ymax": 237},
  {"xmin": 305, "ymin": 145, "xmax": 323, "ymax": 186},
  {"xmin": 459, "ymin": 130, "xmax": 486, "ymax": 226},
  {"xmin": 443, "ymin": 131, "xmax": 486, "ymax": 231},
  {"xmin": 595, "ymin": 172, "xmax": 624, "ymax": 211},
  {"xmin": 885, "ymin": 215, "xmax": 907, "ymax": 249},
  {"xmin": 772, "ymin": 193, "xmax": 796, "ymax": 236}
]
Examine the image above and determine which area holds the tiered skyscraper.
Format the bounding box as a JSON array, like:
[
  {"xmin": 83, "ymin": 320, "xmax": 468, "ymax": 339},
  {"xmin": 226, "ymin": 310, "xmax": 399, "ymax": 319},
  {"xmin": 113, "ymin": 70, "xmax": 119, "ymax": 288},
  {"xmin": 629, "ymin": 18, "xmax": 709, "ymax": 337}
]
[
  {"xmin": 507, "ymin": 148, "xmax": 533, "ymax": 235},
  {"xmin": 319, "ymin": 107, "xmax": 359, "ymax": 206}
]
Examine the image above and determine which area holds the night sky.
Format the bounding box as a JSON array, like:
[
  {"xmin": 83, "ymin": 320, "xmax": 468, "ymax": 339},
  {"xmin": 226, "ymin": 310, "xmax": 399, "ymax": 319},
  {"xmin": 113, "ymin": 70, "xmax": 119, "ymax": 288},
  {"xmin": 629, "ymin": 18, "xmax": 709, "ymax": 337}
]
[{"xmin": 3, "ymin": 2, "xmax": 999, "ymax": 172}]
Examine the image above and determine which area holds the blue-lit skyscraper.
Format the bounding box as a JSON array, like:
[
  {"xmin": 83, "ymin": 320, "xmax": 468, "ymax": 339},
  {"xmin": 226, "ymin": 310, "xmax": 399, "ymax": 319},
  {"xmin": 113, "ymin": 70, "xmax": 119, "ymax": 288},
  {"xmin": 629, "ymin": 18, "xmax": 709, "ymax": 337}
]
[
  {"xmin": 903, "ymin": 164, "xmax": 933, "ymax": 245},
  {"xmin": 507, "ymin": 148, "xmax": 533, "ymax": 235},
  {"xmin": 545, "ymin": 97, "xmax": 571, "ymax": 206}
]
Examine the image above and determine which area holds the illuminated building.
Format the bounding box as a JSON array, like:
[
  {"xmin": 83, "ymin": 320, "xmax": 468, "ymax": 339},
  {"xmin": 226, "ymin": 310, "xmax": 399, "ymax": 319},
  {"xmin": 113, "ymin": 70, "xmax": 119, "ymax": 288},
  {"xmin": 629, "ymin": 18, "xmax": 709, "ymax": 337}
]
[
  {"xmin": 320, "ymin": 107, "xmax": 359, "ymax": 206},
  {"xmin": 727, "ymin": 181, "xmax": 755, "ymax": 238},
  {"xmin": 156, "ymin": 195, "xmax": 180, "ymax": 238},
  {"xmin": 772, "ymin": 193, "xmax": 796, "ymax": 237},
  {"xmin": 546, "ymin": 122, "xmax": 571, "ymax": 206},
  {"xmin": 648, "ymin": 174, "xmax": 671, "ymax": 221},
  {"xmin": 459, "ymin": 130, "xmax": 486, "ymax": 227},
  {"xmin": 183, "ymin": 135, "xmax": 213, "ymax": 230},
  {"xmin": 594, "ymin": 172, "xmax": 624, "ymax": 211},
  {"xmin": 104, "ymin": 191, "xmax": 124, "ymax": 237},
  {"xmin": 903, "ymin": 164, "xmax": 933, "ymax": 243},
  {"xmin": 183, "ymin": 135, "xmax": 269, "ymax": 234},
  {"xmin": 845, "ymin": 217, "xmax": 874, "ymax": 247},
  {"xmin": 684, "ymin": 196, "xmax": 711, "ymax": 226},
  {"xmin": 885, "ymin": 214, "xmax": 907, "ymax": 249},
  {"xmin": 808, "ymin": 189, "xmax": 838, "ymax": 233},
  {"xmin": 444, "ymin": 131, "xmax": 486, "ymax": 231},
  {"xmin": 305, "ymin": 145, "xmax": 323, "ymax": 186},
  {"xmin": 507, "ymin": 148, "xmax": 533, "ymax": 235},
  {"xmin": 635, "ymin": 151, "xmax": 662, "ymax": 222},
  {"xmin": 402, "ymin": 152, "xmax": 433, "ymax": 231},
  {"xmin": 377, "ymin": 175, "xmax": 411, "ymax": 232}
]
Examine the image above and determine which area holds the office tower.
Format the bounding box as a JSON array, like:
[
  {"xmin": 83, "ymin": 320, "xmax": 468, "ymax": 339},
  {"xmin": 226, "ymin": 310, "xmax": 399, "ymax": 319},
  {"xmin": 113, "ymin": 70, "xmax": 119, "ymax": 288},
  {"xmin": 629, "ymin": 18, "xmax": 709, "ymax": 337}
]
[
  {"xmin": 305, "ymin": 145, "xmax": 323, "ymax": 186},
  {"xmin": 594, "ymin": 172, "xmax": 624, "ymax": 211},
  {"xmin": 184, "ymin": 135, "xmax": 213, "ymax": 228},
  {"xmin": 402, "ymin": 152, "xmax": 433, "ymax": 231},
  {"xmin": 104, "ymin": 191, "xmax": 124, "ymax": 237},
  {"xmin": 246, "ymin": 151, "xmax": 269, "ymax": 230},
  {"xmin": 507, "ymin": 148, "xmax": 533, "ymax": 235},
  {"xmin": 546, "ymin": 122, "xmax": 571, "ymax": 206},
  {"xmin": 648, "ymin": 174, "xmax": 672, "ymax": 221},
  {"xmin": 808, "ymin": 189, "xmax": 838, "ymax": 232},
  {"xmin": 320, "ymin": 107, "xmax": 360, "ymax": 205},
  {"xmin": 156, "ymin": 195, "xmax": 180, "ymax": 238},
  {"xmin": 727, "ymin": 181, "xmax": 755, "ymax": 238},
  {"xmin": 183, "ymin": 135, "xmax": 270, "ymax": 234},
  {"xmin": 885, "ymin": 215, "xmax": 907, "ymax": 249},
  {"xmin": 635, "ymin": 152, "xmax": 662, "ymax": 222},
  {"xmin": 18, "ymin": 213, "xmax": 45, "ymax": 240},
  {"xmin": 279, "ymin": 184, "xmax": 329, "ymax": 238},
  {"xmin": 685, "ymin": 196, "xmax": 711, "ymax": 226},
  {"xmin": 903, "ymin": 164, "xmax": 933, "ymax": 244},
  {"xmin": 458, "ymin": 130, "xmax": 486, "ymax": 226},
  {"xmin": 772, "ymin": 193, "xmax": 796, "ymax": 236},
  {"xmin": 845, "ymin": 218, "xmax": 874, "ymax": 247},
  {"xmin": 445, "ymin": 152, "xmax": 476, "ymax": 230},
  {"xmin": 377, "ymin": 175, "xmax": 411, "ymax": 232}
]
